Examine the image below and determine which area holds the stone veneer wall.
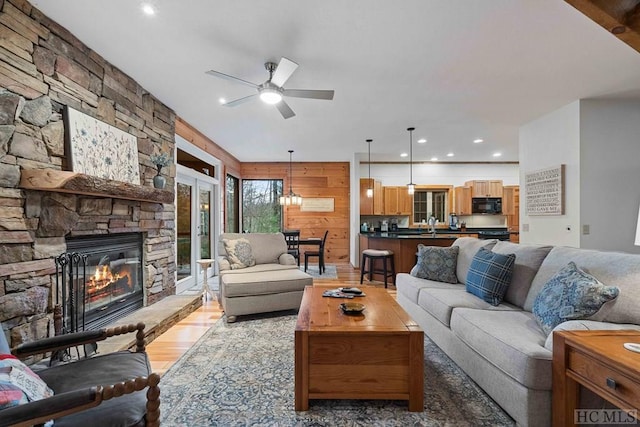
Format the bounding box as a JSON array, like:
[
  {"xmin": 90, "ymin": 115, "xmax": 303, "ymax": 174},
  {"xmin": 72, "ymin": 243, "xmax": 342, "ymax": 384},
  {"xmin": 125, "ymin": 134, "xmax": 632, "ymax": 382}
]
[{"xmin": 0, "ymin": 0, "xmax": 176, "ymax": 348}]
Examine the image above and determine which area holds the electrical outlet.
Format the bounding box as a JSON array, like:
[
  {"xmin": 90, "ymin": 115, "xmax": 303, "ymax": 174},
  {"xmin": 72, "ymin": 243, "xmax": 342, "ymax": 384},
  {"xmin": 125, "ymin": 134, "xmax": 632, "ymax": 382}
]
[{"xmin": 583, "ymin": 224, "xmax": 590, "ymax": 235}]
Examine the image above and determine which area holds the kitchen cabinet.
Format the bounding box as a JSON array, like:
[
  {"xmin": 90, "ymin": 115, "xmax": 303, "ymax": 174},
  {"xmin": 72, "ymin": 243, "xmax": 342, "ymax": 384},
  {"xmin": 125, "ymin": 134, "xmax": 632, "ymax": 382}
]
[
  {"xmin": 383, "ymin": 186, "xmax": 413, "ymax": 215},
  {"xmin": 464, "ymin": 180, "xmax": 503, "ymax": 198},
  {"xmin": 454, "ymin": 186, "xmax": 472, "ymax": 215},
  {"xmin": 360, "ymin": 178, "xmax": 384, "ymax": 215},
  {"xmin": 503, "ymin": 185, "xmax": 520, "ymax": 231}
]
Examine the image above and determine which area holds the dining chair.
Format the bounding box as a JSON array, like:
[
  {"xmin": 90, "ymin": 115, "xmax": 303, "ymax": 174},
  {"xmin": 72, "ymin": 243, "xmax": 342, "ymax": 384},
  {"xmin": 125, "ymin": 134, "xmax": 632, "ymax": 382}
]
[
  {"xmin": 283, "ymin": 230, "xmax": 301, "ymax": 266},
  {"xmin": 304, "ymin": 230, "xmax": 329, "ymax": 274}
]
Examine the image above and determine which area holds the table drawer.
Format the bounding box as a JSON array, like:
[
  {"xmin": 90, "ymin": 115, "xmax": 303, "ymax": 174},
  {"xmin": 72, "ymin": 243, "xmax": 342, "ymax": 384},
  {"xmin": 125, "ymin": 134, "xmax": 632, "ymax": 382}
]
[{"xmin": 569, "ymin": 349, "xmax": 640, "ymax": 408}]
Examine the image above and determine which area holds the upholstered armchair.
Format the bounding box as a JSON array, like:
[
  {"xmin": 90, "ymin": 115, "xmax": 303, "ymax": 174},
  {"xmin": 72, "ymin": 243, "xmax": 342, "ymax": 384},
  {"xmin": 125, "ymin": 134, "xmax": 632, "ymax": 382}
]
[{"xmin": 0, "ymin": 323, "xmax": 160, "ymax": 427}]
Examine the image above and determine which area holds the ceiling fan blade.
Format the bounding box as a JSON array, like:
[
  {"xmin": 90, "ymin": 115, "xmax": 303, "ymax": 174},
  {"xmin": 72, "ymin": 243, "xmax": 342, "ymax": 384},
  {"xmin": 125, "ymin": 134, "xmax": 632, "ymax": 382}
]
[
  {"xmin": 205, "ymin": 70, "xmax": 259, "ymax": 89},
  {"xmin": 275, "ymin": 99, "xmax": 296, "ymax": 119},
  {"xmin": 222, "ymin": 94, "xmax": 257, "ymax": 107},
  {"xmin": 270, "ymin": 57, "xmax": 298, "ymax": 87},
  {"xmin": 283, "ymin": 89, "xmax": 334, "ymax": 100}
]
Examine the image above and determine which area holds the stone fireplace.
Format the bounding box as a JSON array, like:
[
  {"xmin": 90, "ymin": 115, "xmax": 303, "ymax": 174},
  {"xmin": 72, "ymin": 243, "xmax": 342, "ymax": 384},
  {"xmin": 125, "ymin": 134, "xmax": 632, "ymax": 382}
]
[{"xmin": 0, "ymin": 0, "xmax": 177, "ymax": 350}]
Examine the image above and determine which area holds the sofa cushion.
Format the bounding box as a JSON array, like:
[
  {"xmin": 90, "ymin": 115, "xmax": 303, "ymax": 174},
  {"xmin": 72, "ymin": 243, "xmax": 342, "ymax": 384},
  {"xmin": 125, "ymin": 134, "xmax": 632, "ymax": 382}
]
[
  {"xmin": 543, "ymin": 320, "xmax": 640, "ymax": 352},
  {"xmin": 532, "ymin": 262, "xmax": 619, "ymax": 336},
  {"xmin": 222, "ymin": 238, "xmax": 255, "ymax": 269},
  {"xmin": 410, "ymin": 245, "xmax": 458, "ymax": 284},
  {"xmin": 222, "ymin": 268, "xmax": 312, "ymax": 297},
  {"xmin": 466, "ymin": 248, "xmax": 516, "ymax": 306},
  {"xmin": 219, "ymin": 263, "xmax": 299, "ymax": 276},
  {"xmin": 524, "ymin": 246, "xmax": 640, "ymax": 326},
  {"xmin": 450, "ymin": 308, "xmax": 552, "ymax": 390},
  {"xmin": 491, "ymin": 241, "xmax": 552, "ymax": 308},
  {"xmin": 418, "ymin": 287, "xmax": 519, "ymax": 326},
  {"xmin": 395, "ymin": 273, "xmax": 461, "ymax": 304},
  {"xmin": 452, "ymin": 237, "xmax": 498, "ymax": 285}
]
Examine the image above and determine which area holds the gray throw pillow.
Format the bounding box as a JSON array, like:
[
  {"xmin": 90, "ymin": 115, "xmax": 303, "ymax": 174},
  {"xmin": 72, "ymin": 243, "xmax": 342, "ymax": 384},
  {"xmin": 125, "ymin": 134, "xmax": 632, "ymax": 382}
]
[
  {"xmin": 532, "ymin": 261, "xmax": 620, "ymax": 336},
  {"xmin": 410, "ymin": 245, "xmax": 459, "ymax": 284},
  {"xmin": 222, "ymin": 238, "xmax": 256, "ymax": 270}
]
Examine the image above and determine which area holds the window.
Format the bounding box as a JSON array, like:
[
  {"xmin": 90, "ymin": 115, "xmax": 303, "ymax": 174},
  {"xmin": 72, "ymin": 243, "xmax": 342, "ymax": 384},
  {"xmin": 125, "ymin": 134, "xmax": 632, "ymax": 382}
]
[
  {"xmin": 225, "ymin": 174, "xmax": 239, "ymax": 232},
  {"xmin": 242, "ymin": 179, "xmax": 283, "ymax": 232},
  {"xmin": 413, "ymin": 186, "xmax": 452, "ymax": 224}
]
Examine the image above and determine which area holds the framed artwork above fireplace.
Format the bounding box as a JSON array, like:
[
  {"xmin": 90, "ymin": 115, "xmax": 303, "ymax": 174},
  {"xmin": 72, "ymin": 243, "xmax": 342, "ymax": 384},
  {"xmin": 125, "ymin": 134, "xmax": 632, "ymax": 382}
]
[{"xmin": 64, "ymin": 106, "xmax": 141, "ymax": 185}]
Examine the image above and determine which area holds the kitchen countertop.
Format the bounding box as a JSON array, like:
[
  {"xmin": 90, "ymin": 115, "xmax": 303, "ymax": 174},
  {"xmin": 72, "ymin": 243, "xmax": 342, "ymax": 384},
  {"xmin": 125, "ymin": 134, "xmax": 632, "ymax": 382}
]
[{"xmin": 360, "ymin": 228, "xmax": 518, "ymax": 236}]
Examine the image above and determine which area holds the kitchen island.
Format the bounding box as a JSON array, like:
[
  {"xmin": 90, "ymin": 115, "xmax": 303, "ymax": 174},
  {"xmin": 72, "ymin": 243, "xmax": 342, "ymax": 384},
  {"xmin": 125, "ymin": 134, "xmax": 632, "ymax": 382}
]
[{"xmin": 359, "ymin": 232, "xmax": 463, "ymax": 278}]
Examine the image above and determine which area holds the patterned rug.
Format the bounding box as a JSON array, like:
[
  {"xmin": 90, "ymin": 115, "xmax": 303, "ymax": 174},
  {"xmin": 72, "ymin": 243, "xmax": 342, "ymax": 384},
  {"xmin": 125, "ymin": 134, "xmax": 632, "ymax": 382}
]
[
  {"xmin": 299, "ymin": 264, "xmax": 338, "ymax": 279},
  {"xmin": 160, "ymin": 314, "xmax": 514, "ymax": 426}
]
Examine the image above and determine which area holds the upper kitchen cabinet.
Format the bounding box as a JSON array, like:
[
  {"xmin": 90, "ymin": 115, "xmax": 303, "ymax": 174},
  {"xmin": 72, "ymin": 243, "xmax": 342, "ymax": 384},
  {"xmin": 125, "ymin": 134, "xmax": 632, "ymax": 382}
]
[
  {"xmin": 454, "ymin": 186, "xmax": 472, "ymax": 215},
  {"xmin": 360, "ymin": 178, "xmax": 384, "ymax": 215},
  {"xmin": 384, "ymin": 186, "xmax": 413, "ymax": 215},
  {"xmin": 502, "ymin": 185, "xmax": 520, "ymax": 215},
  {"xmin": 465, "ymin": 180, "xmax": 503, "ymax": 198}
]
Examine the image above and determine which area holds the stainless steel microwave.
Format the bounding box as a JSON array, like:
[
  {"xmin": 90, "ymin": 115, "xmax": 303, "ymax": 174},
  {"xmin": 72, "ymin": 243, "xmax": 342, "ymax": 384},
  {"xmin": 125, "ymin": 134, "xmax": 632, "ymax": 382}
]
[{"xmin": 472, "ymin": 197, "xmax": 502, "ymax": 214}]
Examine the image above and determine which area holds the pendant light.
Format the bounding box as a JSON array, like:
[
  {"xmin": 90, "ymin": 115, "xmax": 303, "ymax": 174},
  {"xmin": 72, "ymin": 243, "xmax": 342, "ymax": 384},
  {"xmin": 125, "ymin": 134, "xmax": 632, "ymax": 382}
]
[
  {"xmin": 407, "ymin": 127, "xmax": 416, "ymax": 195},
  {"xmin": 366, "ymin": 139, "xmax": 373, "ymax": 198},
  {"xmin": 279, "ymin": 150, "xmax": 303, "ymax": 206}
]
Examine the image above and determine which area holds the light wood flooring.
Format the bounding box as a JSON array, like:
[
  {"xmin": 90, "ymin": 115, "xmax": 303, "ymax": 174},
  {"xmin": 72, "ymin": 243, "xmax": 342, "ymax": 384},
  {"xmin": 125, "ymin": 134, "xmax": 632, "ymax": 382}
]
[{"xmin": 146, "ymin": 264, "xmax": 397, "ymax": 375}]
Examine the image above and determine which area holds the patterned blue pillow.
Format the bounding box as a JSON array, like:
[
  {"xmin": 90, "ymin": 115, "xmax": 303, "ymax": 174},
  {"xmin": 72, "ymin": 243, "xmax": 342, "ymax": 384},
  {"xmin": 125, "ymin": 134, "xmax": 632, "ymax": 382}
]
[
  {"xmin": 465, "ymin": 248, "xmax": 516, "ymax": 306},
  {"xmin": 532, "ymin": 262, "xmax": 619, "ymax": 336},
  {"xmin": 410, "ymin": 245, "xmax": 459, "ymax": 284}
]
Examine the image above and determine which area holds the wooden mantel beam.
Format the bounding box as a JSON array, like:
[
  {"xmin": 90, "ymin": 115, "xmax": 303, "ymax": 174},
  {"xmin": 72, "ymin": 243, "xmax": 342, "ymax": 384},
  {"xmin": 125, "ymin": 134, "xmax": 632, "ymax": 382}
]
[
  {"xmin": 565, "ymin": 0, "xmax": 640, "ymax": 54},
  {"xmin": 19, "ymin": 169, "xmax": 174, "ymax": 204}
]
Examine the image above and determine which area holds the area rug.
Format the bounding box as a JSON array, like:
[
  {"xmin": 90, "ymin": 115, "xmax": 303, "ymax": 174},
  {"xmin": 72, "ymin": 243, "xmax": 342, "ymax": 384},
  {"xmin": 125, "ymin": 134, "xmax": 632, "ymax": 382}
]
[
  {"xmin": 299, "ymin": 264, "xmax": 338, "ymax": 279},
  {"xmin": 160, "ymin": 315, "xmax": 514, "ymax": 426}
]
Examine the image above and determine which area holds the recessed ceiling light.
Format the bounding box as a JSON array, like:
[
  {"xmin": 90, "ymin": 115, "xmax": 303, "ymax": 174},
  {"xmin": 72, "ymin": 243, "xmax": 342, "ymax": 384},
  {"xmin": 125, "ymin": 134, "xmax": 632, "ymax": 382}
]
[
  {"xmin": 447, "ymin": 152, "xmax": 454, "ymax": 157},
  {"xmin": 493, "ymin": 152, "xmax": 502, "ymax": 157},
  {"xmin": 430, "ymin": 157, "xmax": 438, "ymax": 161},
  {"xmin": 473, "ymin": 138, "xmax": 483, "ymax": 144},
  {"xmin": 219, "ymin": 98, "xmax": 227, "ymax": 105},
  {"xmin": 400, "ymin": 153, "xmax": 408, "ymax": 158},
  {"xmin": 141, "ymin": 3, "xmax": 156, "ymax": 15},
  {"xmin": 417, "ymin": 138, "xmax": 427, "ymax": 144}
]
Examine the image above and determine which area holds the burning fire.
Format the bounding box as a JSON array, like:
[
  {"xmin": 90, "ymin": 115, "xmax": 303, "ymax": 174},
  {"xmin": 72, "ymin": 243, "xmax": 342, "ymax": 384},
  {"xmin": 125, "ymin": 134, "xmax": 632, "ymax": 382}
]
[{"xmin": 88, "ymin": 264, "xmax": 131, "ymax": 293}]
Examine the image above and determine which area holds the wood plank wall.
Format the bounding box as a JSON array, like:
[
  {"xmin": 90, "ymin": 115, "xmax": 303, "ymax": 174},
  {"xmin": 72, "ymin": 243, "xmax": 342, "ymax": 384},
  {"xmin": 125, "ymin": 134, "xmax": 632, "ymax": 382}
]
[{"xmin": 241, "ymin": 162, "xmax": 351, "ymax": 264}]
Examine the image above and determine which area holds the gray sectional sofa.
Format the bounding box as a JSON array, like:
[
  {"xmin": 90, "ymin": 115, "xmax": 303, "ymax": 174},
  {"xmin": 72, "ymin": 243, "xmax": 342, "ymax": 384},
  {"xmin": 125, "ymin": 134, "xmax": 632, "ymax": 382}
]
[
  {"xmin": 217, "ymin": 233, "xmax": 313, "ymax": 322},
  {"xmin": 396, "ymin": 237, "xmax": 640, "ymax": 427}
]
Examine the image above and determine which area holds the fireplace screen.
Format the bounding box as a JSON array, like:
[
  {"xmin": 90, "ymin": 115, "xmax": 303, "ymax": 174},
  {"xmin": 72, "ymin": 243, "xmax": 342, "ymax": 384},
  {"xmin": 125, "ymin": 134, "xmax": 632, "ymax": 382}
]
[{"xmin": 58, "ymin": 233, "xmax": 143, "ymax": 331}]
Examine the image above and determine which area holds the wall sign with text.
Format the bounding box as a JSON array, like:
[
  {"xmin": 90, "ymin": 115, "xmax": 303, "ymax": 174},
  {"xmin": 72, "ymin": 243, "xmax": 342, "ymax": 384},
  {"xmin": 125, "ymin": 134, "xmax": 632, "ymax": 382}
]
[{"xmin": 525, "ymin": 164, "xmax": 565, "ymax": 215}]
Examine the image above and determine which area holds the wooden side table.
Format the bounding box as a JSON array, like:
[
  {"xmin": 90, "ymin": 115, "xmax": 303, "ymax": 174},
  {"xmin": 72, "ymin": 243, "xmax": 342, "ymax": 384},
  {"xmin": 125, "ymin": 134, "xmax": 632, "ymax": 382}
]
[{"xmin": 552, "ymin": 330, "xmax": 640, "ymax": 426}]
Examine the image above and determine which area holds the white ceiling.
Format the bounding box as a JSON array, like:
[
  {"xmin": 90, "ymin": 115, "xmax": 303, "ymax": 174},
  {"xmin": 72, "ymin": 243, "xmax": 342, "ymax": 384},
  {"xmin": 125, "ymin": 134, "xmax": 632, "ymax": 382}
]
[{"xmin": 31, "ymin": 0, "xmax": 640, "ymax": 163}]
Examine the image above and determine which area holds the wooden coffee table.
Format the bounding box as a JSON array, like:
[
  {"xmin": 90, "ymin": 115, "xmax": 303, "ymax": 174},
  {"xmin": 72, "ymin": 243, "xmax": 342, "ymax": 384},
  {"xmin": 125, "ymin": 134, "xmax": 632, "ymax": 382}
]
[{"xmin": 294, "ymin": 285, "xmax": 424, "ymax": 411}]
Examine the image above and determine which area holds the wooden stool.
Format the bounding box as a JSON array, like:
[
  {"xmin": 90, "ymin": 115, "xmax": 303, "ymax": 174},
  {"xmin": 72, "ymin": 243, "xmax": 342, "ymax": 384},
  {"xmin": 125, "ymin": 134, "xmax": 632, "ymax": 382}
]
[{"xmin": 360, "ymin": 249, "xmax": 395, "ymax": 288}]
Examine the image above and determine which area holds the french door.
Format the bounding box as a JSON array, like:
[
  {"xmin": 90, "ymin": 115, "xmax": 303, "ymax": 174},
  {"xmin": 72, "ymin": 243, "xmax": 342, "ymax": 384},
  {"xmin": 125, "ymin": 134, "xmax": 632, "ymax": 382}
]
[{"xmin": 175, "ymin": 167, "xmax": 218, "ymax": 294}]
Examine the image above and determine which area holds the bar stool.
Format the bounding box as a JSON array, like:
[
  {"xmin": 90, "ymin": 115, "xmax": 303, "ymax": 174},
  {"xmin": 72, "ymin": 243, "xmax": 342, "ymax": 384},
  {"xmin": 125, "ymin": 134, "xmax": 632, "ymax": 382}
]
[{"xmin": 360, "ymin": 249, "xmax": 395, "ymax": 288}]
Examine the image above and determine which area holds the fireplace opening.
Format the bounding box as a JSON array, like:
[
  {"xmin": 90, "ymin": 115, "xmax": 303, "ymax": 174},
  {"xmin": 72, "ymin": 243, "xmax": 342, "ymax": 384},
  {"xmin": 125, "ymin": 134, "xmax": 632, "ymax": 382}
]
[{"xmin": 60, "ymin": 233, "xmax": 144, "ymax": 331}]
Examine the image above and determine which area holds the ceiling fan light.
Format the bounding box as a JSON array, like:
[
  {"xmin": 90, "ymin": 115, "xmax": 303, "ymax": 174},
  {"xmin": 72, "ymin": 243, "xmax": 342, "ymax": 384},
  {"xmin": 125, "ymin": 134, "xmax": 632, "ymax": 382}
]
[{"xmin": 260, "ymin": 88, "xmax": 282, "ymax": 104}]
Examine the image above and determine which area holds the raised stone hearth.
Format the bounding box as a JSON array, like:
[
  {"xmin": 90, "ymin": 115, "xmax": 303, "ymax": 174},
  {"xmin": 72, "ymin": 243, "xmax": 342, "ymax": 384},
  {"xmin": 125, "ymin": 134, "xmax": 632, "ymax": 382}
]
[{"xmin": 0, "ymin": 0, "xmax": 177, "ymax": 351}]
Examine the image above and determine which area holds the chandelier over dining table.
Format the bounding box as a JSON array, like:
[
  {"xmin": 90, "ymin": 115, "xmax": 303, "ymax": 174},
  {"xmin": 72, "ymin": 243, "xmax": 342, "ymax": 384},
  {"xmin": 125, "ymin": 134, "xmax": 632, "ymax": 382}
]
[{"xmin": 280, "ymin": 149, "xmax": 303, "ymax": 206}]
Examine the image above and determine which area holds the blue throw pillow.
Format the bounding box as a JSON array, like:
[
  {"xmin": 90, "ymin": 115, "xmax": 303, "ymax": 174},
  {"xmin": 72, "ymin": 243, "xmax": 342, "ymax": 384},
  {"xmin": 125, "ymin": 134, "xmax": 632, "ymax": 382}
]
[
  {"xmin": 532, "ymin": 262, "xmax": 620, "ymax": 336},
  {"xmin": 465, "ymin": 248, "xmax": 516, "ymax": 306},
  {"xmin": 410, "ymin": 245, "xmax": 459, "ymax": 284}
]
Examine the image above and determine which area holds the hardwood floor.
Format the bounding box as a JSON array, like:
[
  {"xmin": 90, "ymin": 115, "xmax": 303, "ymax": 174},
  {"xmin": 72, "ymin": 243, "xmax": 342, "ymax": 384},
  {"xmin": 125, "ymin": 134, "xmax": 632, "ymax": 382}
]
[{"xmin": 146, "ymin": 264, "xmax": 397, "ymax": 375}]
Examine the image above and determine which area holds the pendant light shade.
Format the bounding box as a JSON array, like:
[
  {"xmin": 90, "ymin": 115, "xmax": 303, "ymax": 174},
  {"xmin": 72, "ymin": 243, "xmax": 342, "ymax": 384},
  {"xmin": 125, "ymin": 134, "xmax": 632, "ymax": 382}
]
[
  {"xmin": 407, "ymin": 127, "xmax": 416, "ymax": 195},
  {"xmin": 279, "ymin": 150, "xmax": 303, "ymax": 206},
  {"xmin": 366, "ymin": 139, "xmax": 373, "ymax": 198}
]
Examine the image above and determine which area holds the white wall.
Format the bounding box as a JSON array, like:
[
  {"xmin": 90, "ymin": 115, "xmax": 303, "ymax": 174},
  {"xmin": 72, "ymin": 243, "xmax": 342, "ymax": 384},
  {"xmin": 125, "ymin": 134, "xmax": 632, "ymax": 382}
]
[
  {"xmin": 580, "ymin": 99, "xmax": 640, "ymax": 253},
  {"xmin": 364, "ymin": 163, "xmax": 519, "ymax": 187},
  {"xmin": 519, "ymin": 99, "xmax": 640, "ymax": 253},
  {"xmin": 519, "ymin": 101, "xmax": 581, "ymax": 247}
]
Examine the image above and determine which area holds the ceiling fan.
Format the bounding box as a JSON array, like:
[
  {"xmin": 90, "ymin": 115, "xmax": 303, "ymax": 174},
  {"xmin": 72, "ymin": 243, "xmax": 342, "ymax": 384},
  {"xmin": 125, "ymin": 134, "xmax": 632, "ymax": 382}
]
[{"xmin": 206, "ymin": 57, "xmax": 334, "ymax": 119}]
